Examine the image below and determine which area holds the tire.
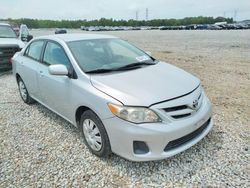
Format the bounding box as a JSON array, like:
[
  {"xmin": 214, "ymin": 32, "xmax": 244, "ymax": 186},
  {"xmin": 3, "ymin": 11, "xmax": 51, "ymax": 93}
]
[
  {"xmin": 17, "ymin": 77, "xmax": 35, "ymax": 104},
  {"xmin": 79, "ymin": 110, "xmax": 111, "ymax": 158}
]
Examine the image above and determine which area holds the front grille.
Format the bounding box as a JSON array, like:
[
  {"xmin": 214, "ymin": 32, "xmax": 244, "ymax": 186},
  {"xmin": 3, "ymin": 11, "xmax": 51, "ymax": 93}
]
[
  {"xmin": 172, "ymin": 113, "xmax": 191, "ymax": 119},
  {"xmin": 164, "ymin": 118, "xmax": 211, "ymax": 152},
  {"xmin": 164, "ymin": 105, "xmax": 187, "ymax": 112},
  {"xmin": 163, "ymin": 93, "xmax": 202, "ymax": 119},
  {"xmin": 0, "ymin": 46, "xmax": 20, "ymax": 70}
]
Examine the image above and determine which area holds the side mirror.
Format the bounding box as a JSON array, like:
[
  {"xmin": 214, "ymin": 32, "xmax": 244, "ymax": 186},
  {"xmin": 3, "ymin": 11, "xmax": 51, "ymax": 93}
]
[
  {"xmin": 27, "ymin": 35, "xmax": 33, "ymax": 42},
  {"xmin": 48, "ymin": 64, "xmax": 68, "ymax": 76},
  {"xmin": 21, "ymin": 35, "xmax": 33, "ymax": 42},
  {"xmin": 21, "ymin": 35, "xmax": 27, "ymax": 42}
]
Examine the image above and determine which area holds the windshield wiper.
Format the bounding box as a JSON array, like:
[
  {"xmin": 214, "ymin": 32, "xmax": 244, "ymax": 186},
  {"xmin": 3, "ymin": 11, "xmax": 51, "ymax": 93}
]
[
  {"xmin": 85, "ymin": 68, "xmax": 115, "ymax": 74},
  {"xmin": 85, "ymin": 61, "xmax": 157, "ymax": 74},
  {"xmin": 116, "ymin": 61, "xmax": 156, "ymax": 70}
]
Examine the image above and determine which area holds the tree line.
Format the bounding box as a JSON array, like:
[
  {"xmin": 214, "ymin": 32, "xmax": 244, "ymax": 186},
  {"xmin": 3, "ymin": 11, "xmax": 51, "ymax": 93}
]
[{"xmin": 1, "ymin": 16, "xmax": 233, "ymax": 28}]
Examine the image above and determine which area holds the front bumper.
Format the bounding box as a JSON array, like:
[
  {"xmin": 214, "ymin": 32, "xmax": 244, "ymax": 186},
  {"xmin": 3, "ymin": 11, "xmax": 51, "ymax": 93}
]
[{"xmin": 103, "ymin": 95, "xmax": 213, "ymax": 161}]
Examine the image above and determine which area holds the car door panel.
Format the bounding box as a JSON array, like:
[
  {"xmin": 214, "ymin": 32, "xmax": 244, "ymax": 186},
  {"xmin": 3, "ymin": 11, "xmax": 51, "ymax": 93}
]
[
  {"xmin": 18, "ymin": 56, "xmax": 39, "ymax": 98},
  {"xmin": 17, "ymin": 40, "xmax": 44, "ymax": 99},
  {"xmin": 37, "ymin": 63, "xmax": 72, "ymax": 117},
  {"xmin": 37, "ymin": 41, "xmax": 74, "ymax": 120}
]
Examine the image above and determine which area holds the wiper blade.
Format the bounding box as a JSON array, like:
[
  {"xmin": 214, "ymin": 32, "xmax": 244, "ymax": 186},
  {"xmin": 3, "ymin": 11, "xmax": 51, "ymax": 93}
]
[
  {"xmin": 85, "ymin": 66, "xmax": 140, "ymax": 74},
  {"xmin": 85, "ymin": 69, "xmax": 115, "ymax": 74},
  {"xmin": 118, "ymin": 62, "xmax": 156, "ymax": 69},
  {"xmin": 85, "ymin": 61, "xmax": 157, "ymax": 74}
]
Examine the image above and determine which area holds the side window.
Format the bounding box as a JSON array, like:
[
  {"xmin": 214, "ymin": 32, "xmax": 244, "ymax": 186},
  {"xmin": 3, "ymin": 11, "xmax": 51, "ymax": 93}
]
[
  {"xmin": 43, "ymin": 42, "xmax": 71, "ymax": 67},
  {"xmin": 26, "ymin": 41, "xmax": 44, "ymax": 61}
]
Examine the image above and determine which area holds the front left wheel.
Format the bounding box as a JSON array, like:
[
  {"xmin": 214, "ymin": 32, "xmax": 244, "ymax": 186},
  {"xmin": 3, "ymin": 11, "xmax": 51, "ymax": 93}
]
[{"xmin": 79, "ymin": 110, "xmax": 111, "ymax": 158}]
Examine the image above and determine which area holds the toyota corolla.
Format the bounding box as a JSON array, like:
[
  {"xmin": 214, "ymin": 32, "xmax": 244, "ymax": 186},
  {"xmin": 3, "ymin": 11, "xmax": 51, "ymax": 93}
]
[{"xmin": 12, "ymin": 34, "xmax": 213, "ymax": 161}]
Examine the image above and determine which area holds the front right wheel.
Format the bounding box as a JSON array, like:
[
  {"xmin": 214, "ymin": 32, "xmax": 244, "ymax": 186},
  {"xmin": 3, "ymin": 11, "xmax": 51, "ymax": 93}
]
[{"xmin": 79, "ymin": 110, "xmax": 111, "ymax": 157}]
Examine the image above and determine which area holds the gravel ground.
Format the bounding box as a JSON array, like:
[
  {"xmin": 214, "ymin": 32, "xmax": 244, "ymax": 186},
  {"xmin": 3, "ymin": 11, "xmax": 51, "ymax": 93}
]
[{"xmin": 0, "ymin": 30, "xmax": 250, "ymax": 187}]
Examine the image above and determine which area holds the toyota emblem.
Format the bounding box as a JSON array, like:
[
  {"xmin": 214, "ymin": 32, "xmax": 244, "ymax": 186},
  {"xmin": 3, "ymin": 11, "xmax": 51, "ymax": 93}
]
[{"xmin": 192, "ymin": 99, "xmax": 199, "ymax": 109}]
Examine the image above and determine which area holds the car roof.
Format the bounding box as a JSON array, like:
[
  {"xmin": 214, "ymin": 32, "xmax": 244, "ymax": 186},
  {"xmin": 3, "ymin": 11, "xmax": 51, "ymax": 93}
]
[{"xmin": 36, "ymin": 33, "xmax": 118, "ymax": 42}]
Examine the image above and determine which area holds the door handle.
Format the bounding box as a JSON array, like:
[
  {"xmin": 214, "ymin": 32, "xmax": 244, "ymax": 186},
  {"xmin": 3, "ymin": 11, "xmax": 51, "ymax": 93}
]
[{"xmin": 20, "ymin": 62, "xmax": 24, "ymax": 66}]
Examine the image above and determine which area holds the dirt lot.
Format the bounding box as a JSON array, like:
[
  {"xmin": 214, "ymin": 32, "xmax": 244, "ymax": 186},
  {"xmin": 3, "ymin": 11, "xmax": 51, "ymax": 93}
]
[{"xmin": 0, "ymin": 30, "xmax": 249, "ymax": 187}]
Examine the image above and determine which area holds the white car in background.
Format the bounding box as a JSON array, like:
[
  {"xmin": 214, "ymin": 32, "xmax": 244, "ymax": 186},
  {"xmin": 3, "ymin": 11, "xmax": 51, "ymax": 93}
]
[{"xmin": 0, "ymin": 23, "xmax": 32, "ymax": 71}]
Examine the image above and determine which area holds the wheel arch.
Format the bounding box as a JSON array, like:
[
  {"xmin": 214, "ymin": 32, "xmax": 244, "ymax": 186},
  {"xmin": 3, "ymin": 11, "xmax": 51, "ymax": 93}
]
[
  {"xmin": 16, "ymin": 73, "xmax": 21, "ymax": 82},
  {"xmin": 75, "ymin": 106, "xmax": 92, "ymax": 128},
  {"xmin": 76, "ymin": 105, "xmax": 112, "ymax": 157}
]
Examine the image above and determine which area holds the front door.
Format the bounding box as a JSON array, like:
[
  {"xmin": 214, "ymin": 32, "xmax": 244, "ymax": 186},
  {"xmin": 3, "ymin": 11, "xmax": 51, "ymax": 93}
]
[{"xmin": 37, "ymin": 41, "xmax": 73, "ymax": 119}]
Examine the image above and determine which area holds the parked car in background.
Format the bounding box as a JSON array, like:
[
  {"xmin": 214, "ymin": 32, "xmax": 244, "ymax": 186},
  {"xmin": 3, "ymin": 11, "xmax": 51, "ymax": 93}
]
[
  {"xmin": 196, "ymin": 24, "xmax": 210, "ymax": 30},
  {"xmin": 185, "ymin": 24, "xmax": 198, "ymax": 30},
  {"xmin": 12, "ymin": 25, "xmax": 20, "ymax": 36},
  {"xmin": 19, "ymin": 24, "xmax": 33, "ymax": 42},
  {"xmin": 159, "ymin": 26, "xmax": 171, "ymax": 30},
  {"xmin": 209, "ymin": 25, "xmax": 219, "ymax": 30},
  {"xmin": 80, "ymin": 24, "xmax": 250, "ymax": 32},
  {"xmin": 12, "ymin": 34, "xmax": 213, "ymax": 161},
  {"xmin": 0, "ymin": 23, "xmax": 32, "ymax": 71},
  {"xmin": 55, "ymin": 28, "xmax": 67, "ymax": 34}
]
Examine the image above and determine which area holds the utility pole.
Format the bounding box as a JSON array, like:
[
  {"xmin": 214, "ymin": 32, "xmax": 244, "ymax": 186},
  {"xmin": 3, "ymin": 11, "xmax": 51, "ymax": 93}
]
[
  {"xmin": 223, "ymin": 11, "xmax": 226, "ymax": 18},
  {"xmin": 146, "ymin": 8, "xmax": 149, "ymax": 21},
  {"xmin": 234, "ymin": 9, "xmax": 237, "ymax": 21},
  {"xmin": 136, "ymin": 10, "xmax": 138, "ymax": 21}
]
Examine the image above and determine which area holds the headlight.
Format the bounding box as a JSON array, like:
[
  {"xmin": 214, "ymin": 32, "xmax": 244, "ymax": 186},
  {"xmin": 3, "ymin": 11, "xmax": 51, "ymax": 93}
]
[{"xmin": 108, "ymin": 103, "xmax": 161, "ymax": 123}]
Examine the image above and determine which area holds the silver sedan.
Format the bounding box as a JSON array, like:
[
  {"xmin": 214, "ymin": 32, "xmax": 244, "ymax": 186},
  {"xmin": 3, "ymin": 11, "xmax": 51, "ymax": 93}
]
[{"xmin": 12, "ymin": 34, "xmax": 213, "ymax": 161}]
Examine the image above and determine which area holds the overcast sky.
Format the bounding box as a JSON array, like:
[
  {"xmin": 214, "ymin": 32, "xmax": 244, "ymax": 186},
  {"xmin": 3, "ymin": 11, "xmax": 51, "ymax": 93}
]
[{"xmin": 0, "ymin": 0, "xmax": 249, "ymax": 21}]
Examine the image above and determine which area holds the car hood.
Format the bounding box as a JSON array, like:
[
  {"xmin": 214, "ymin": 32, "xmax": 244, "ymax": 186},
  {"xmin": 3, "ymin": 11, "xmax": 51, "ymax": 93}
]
[
  {"xmin": 90, "ymin": 62, "xmax": 200, "ymax": 106},
  {"xmin": 0, "ymin": 38, "xmax": 25, "ymax": 49}
]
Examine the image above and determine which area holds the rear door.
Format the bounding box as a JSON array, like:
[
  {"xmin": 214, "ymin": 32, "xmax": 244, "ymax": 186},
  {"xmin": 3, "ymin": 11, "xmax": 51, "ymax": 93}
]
[
  {"xmin": 17, "ymin": 40, "xmax": 45, "ymax": 99},
  {"xmin": 37, "ymin": 40, "xmax": 74, "ymax": 119}
]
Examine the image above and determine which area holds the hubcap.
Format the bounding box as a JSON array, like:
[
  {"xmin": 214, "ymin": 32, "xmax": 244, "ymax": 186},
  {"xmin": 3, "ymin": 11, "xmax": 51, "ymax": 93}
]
[
  {"xmin": 19, "ymin": 81, "xmax": 27, "ymax": 101},
  {"xmin": 82, "ymin": 119, "xmax": 102, "ymax": 151}
]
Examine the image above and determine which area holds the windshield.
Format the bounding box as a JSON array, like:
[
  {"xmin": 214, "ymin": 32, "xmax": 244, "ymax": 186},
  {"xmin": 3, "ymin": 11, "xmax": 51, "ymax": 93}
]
[
  {"xmin": 0, "ymin": 25, "xmax": 17, "ymax": 38},
  {"xmin": 67, "ymin": 38, "xmax": 154, "ymax": 72}
]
